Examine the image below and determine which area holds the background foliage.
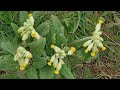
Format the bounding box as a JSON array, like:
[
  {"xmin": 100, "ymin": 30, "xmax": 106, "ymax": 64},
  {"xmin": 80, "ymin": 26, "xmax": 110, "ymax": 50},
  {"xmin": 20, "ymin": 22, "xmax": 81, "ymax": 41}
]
[{"xmin": 0, "ymin": 11, "xmax": 120, "ymax": 79}]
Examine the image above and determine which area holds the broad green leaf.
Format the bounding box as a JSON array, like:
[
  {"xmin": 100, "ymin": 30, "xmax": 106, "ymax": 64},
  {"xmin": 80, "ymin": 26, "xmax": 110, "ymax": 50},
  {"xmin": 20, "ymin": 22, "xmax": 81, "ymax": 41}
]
[
  {"xmin": 36, "ymin": 22, "xmax": 50, "ymax": 36},
  {"xmin": 0, "ymin": 55, "xmax": 18, "ymax": 71},
  {"xmin": 29, "ymin": 38, "xmax": 46, "ymax": 59},
  {"xmin": 33, "ymin": 57, "xmax": 47, "ymax": 69},
  {"xmin": 1, "ymin": 41, "xmax": 18, "ymax": 55},
  {"xmin": 11, "ymin": 23, "xmax": 19, "ymax": 37},
  {"xmin": 60, "ymin": 64, "xmax": 75, "ymax": 79},
  {"xmin": 19, "ymin": 11, "xmax": 28, "ymax": 25},
  {"xmin": 50, "ymin": 15, "xmax": 67, "ymax": 46},
  {"xmin": 25, "ymin": 66, "xmax": 38, "ymax": 79},
  {"xmin": 39, "ymin": 66, "xmax": 54, "ymax": 79},
  {"xmin": 33, "ymin": 11, "xmax": 44, "ymax": 28}
]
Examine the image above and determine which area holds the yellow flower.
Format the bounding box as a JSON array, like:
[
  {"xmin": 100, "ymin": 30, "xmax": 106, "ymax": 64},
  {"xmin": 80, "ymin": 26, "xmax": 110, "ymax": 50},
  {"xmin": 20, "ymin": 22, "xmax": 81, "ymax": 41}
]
[
  {"xmin": 98, "ymin": 20, "xmax": 103, "ymax": 24},
  {"xmin": 23, "ymin": 63, "xmax": 27, "ymax": 67},
  {"xmin": 48, "ymin": 62, "xmax": 52, "ymax": 66},
  {"xmin": 54, "ymin": 70, "xmax": 59, "ymax": 75},
  {"xmin": 51, "ymin": 45, "xmax": 55, "ymax": 49},
  {"xmin": 31, "ymin": 31, "xmax": 36, "ymax": 37},
  {"xmin": 91, "ymin": 52, "xmax": 96, "ymax": 57},
  {"xmin": 70, "ymin": 47, "xmax": 76, "ymax": 52},
  {"xmin": 28, "ymin": 13, "xmax": 32, "ymax": 17},
  {"xmin": 14, "ymin": 46, "xmax": 32, "ymax": 71},
  {"xmin": 53, "ymin": 65, "xmax": 57, "ymax": 68},
  {"xmin": 20, "ymin": 66, "xmax": 25, "ymax": 71},
  {"xmin": 85, "ymin": 49, "xmax": 88, "ymax": 53},
  {"xmin": 102, "ymin": 46, "xmax": 106, "ymax": 51}
]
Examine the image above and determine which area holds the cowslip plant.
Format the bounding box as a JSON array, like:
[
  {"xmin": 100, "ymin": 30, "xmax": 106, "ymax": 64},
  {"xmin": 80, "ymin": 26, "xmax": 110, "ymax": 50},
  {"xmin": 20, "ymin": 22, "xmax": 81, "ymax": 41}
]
[
  {"xmin": 48, "ymin": 45, "xmax": 76, "ymax": 74},
  {"xmin": 17, "ymin": 13, "xmax": 41, "ymax": 41},
  {"xmin": 0, "ymin": 11, "xmax": 111, "ymax": 79},
  {"xmin": 14, "ymin": 46, "xmax": 32, "ymax": 70},
  {"xmin": 83, "ymin": 19, "xmax": 106, "ymax": 57}
]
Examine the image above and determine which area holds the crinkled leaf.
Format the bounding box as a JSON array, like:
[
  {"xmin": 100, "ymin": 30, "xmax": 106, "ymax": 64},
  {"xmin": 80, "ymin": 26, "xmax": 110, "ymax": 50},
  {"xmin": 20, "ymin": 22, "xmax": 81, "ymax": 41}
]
[
  {"xmin": 50, "ymin": 15, "xmax": 67, "ymax": 46},
  {"xmin": 33, "ymin": 11, "xmax": 44, "ymax": 28},
  {"xmin": 33, "ymin": 57, "xmax": 47, "ymax": 69},
  {"xmin": 25, "ymin": 66, "xmax": 38, "ymax": 79},
  {"xmin": 0, "ymin": 55, "xmax": 18, "ymax": 71},
  {"xmin": 1, "ymin": 41, "xmax": 18, "ymax": 55},
  {"xmin": 36, "ymin": 22, "xmax": 50, "ymax": 36},
  {"xmin": 39, "ymin": 66, "xmax": 54, "ymax": 79},
  {"xmin": 29, "ymin": 38, "xmax": 46, "ymax": 59}
]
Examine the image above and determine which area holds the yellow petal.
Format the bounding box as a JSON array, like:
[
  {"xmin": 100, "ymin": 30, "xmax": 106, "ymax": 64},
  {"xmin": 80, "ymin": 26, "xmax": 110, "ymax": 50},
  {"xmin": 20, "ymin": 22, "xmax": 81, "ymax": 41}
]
[
  {"xmin": 31, "ymin": 31, "xmax": 36, "ymax": 37},
  {"xmin": 102, "ymin": 46, "xmax": 106, "ymax": 51},
  {"xmin": 23, "ymin": 63, "xmax": 27, "ymax": 67},
  {"xmin": 85, "ymin": 49, "xmax": 88, "ymax": 53},
  {"xmin": 98, "ymin": 20, "xmax": 103, "ymax": 24},
  {"xmin": 48, "ymin": 62, "xmax": 52, "ymax": 66},
  {"xmin": 53, "ymin": 65, "xmax": 57, "ymax": 68},
  {"xmin": 28, "ymin": 13, "xmax": 32, "ymax": 17},
  {"xmin": 91, "ymin": 52, "xmax": 96, "ymax": 57},
  {"xmin": 54, "ymin": 70, "xmax": 59, "ymax": 75},
  {"xmin": 70, "ymin": 47, "xmax": 76, "ymax": 52},
  {"xmin": 20, "ymin": 66, "xmax": 25, "ymax": 70},
  {"xmin": 50, "ymin": 45, "xmax": 55, "ymax": 48}
]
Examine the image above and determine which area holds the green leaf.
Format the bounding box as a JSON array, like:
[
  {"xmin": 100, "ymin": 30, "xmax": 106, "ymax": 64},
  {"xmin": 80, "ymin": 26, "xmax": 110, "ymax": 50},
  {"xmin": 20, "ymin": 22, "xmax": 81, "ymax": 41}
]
[
  {"xmin": 33, "ymin": 11, "xmax": 44, "ymax": 27},
  {"xmin": 0, "ymin": 55, "xmax": 18, "ymax": 71},
  {"xmin": 50, "ymin": 15, "xmax": 67, "ymax": 46},
  {"xmin": 29, "ymin": 38, "xmax": 46, "ymax": 59},
  {"xmin": 75, "ymin": 50, "xmax": 85, "ymax": 60},
  {"xmin": 51, "ymin": 33, "xmax": 56, "ymax": 44},
  {"xmin": 25, "ymin": 66, "xmax": 38, "ymax": 79},
  {"xmin": 19, "ymin": 11, "xmax": 28, "ymax": 25},
  {"xmin": 33, "ymin": 57, "xmax": 47, "ymax": 69},
  {"xmin": 36, "ymin": 22, "xmax": 50, "ymax": 36},
  {"xmin": 60, "ymin": 64, "xmax": 75, "ymax": 79},
  {"xmin": 0, "ymin": 74, "xmax": 24, "ymax": 79},
  {"xmin": 39, "ymin": 66, "xmax": 54, "ymax": 79},
  {"xmin": 11, "ymin": 23, "xmax": 19, "ymax": 37},
  {"xmin": 1, "ymin": 41, "xmax": 18, "ymax": 55}
]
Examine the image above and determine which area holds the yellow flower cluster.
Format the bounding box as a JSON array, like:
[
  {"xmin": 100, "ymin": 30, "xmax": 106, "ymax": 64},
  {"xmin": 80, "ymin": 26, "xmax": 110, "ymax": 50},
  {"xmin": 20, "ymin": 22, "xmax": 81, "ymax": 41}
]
[
  {"xmin": 14, "ymin": 46, "xmax": 32, "ymax": 70},
  {"xmin": 48, "ymin": 45, "xmax": 76, "ymax": 75},
  {"xmin": 83, "ymin": 20, "xmax": 106, "ymax": 57},
  {"xmin": 17, "ymin": 13, "xmax": 41, "ymax": 41}
]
